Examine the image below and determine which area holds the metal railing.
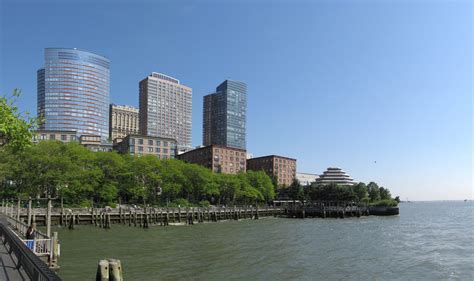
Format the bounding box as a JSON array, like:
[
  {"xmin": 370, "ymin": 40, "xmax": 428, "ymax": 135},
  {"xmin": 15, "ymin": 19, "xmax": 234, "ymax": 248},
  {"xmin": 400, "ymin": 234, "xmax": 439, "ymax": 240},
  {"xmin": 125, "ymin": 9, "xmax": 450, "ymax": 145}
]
[
  {"xmin": 6, "ymin": 216, "xmax": 56, "ymax": 259},
  {"xmin": 0, "ymin": 216, "xmax": 61, "ymax": 281}
]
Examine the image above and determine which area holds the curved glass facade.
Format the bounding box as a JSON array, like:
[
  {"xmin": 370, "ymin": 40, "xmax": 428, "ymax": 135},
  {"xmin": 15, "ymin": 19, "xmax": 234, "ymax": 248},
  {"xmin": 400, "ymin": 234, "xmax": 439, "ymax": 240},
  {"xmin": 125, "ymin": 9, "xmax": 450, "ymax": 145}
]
[{"xmin": 37, "ymin": 48, "xmax": 110, "ymax": 139}]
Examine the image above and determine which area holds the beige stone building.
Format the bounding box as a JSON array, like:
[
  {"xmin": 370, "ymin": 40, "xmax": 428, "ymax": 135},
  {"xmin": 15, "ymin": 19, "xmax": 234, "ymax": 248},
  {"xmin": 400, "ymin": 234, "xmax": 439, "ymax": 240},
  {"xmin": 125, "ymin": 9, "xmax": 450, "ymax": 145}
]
[
  {"xmin": 177, "ymin": 145, "xmax": 246, "ymax": 174},
  {"xmin": 32, "ymin": 130, "xmax": 78, "ymax": 143},
  {"xmin": 114, "ymin": 134, "xmax": 177, "ymax": 159},
  {"xmin": 109, "ymin": 104, "xmax": 139, "ymax": 141},
  {"xmin": 247, "ymin": 155, "xmax": 297, "ymax": 187}
]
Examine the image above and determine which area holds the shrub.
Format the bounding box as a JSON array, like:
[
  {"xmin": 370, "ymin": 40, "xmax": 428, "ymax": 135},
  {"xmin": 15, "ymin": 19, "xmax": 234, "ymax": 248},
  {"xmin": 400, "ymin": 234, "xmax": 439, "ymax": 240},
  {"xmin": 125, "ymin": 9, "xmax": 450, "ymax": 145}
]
[
  {"xmin": 369, "ymin": 199, "xmax": 398, "ymax": 207},
  {"xmin": 198, "ymin": 200, "xmax": 210, "ymax": 207},
  {"xmin": 169, "ymin": 198, "xmax": 191, "ymax": 207}
]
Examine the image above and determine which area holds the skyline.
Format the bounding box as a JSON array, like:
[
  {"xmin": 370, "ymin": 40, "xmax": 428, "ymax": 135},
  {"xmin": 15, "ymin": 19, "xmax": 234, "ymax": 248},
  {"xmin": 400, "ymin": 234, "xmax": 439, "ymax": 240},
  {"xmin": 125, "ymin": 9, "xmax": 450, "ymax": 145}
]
[{"xmin": 1, "ymin": 0, "xmax": 472, "ymax": 200}]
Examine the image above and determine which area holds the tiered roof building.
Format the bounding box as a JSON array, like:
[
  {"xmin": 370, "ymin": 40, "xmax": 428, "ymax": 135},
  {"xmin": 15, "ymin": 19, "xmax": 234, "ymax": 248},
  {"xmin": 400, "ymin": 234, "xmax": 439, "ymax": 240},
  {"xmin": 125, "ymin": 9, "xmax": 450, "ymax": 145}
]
[{"xmin": 315, "ymin": 167, "xmax": 355, "ymax": 186}]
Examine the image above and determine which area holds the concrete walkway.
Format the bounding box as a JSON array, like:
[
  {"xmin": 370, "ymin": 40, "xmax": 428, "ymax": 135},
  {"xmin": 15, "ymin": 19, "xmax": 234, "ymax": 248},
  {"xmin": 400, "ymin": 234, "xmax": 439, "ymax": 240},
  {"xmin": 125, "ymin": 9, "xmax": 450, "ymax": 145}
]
[{"xmin": 0, "ymin": 237, "xmax": 28, "ymax": 281}]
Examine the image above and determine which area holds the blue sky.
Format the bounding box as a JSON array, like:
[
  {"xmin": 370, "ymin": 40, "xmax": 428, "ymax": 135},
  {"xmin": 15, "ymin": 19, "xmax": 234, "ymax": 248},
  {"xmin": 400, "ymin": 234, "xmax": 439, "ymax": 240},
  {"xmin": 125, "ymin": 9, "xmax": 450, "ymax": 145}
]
[{"xmin": 1, "ymin": 0, "xmax": 472, "ymax": 200}]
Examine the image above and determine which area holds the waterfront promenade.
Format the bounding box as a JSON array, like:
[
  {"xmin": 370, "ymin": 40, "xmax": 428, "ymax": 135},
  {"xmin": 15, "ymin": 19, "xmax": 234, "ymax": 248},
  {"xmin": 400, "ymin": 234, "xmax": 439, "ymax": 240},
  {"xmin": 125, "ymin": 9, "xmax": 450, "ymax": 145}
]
[{"xmin": 0, "ymin": 220, "xmax": 27, "ymax": 281}]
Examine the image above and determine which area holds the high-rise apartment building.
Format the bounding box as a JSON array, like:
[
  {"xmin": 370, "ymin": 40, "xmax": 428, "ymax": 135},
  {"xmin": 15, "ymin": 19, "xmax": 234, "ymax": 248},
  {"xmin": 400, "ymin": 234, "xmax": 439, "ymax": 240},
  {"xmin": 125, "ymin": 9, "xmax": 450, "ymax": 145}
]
[
  {"xmin": 37, "ymin": 48, "xmax": 110, "ymax": 139},
  {"xmin": 203, "ymin": 80, "xmax": 247, "ymax": 149},
  {"xmin": 109, "ymin": 104, "xmax": 139, "ymax": 141},
  {"xmin": 139, "ymin": 72, "xmax": 192, "ymax": 150}
]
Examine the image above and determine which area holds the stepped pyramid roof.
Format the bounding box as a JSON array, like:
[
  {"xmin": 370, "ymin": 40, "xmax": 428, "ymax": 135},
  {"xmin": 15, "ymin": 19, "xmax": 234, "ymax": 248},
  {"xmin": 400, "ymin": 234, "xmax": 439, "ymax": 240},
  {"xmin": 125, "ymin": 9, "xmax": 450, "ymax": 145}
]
[{"xmin": 315, "ymin": 167, "xmax": 355, "ymax": 186}]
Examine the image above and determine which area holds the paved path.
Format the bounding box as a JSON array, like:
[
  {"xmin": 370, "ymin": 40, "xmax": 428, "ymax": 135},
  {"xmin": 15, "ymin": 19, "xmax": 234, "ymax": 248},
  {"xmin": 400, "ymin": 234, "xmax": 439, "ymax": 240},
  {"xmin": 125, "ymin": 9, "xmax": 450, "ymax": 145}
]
[{"xmin": 0, "ymin": 233, "xmax": 28, "ymax": 281}]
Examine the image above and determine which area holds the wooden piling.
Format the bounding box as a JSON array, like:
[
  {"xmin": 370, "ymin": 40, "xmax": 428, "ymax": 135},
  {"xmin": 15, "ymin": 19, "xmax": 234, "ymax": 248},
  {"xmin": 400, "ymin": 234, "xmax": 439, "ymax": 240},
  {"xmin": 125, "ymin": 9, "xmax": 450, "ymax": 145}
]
[
  {"xmin": 108, "ymin": 259, "xmax": 123, "ymax": 281},
  {"xmin": 46, "ymin": 197, "xmax": 52, "ymax": 237},
  {"xmin": 96, "ymin": 260, "xmax": 109, "ymax": 281},
  {"xmin": 27, "ymin": 198, "xmax": 32, "ymax": 226}
]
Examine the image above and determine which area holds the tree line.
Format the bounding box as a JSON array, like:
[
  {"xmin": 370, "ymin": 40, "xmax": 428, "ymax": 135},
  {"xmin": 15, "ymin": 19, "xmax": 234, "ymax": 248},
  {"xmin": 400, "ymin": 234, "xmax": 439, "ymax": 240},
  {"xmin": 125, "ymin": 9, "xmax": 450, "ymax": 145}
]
[
  {"xmin": 281, "ymin": 180, "xmax": 399, "ymax": 206},
  {"xmin": 0, "ymin": 141, "xmax": 276, "ymax": 207}
]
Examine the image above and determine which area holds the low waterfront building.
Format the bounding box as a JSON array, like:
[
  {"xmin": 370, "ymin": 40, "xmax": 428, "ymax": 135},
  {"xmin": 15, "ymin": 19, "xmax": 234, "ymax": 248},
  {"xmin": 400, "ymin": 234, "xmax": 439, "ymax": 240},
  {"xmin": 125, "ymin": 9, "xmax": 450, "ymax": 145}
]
[
  {"xmin": 296, "ymin": 172, "xmax": 318, "ymax": 186},
  {"xmin": 315, "ymin": 167, "xmax": 356, "ymax": 186},
  {"xmin": 79, "ymin": 135, "xmax": 113, "ymax": 152},
  {"xmin": 109, "ymin": 104, "xmax": 139, "ymax": 141},
  {"xmin": 114, "ymin": 134, "xmax": 177, "ymax": 159},
  {"xmin": 32, "ymin": 130, "xmax": 78, "ymax": 143},
  {"xmin": 247, "ymin": 155, "xmax": 296, "ymax": 187},
  {"xmin": 177, "ymin": 145, "xmax": 246, "ymax": 174}
]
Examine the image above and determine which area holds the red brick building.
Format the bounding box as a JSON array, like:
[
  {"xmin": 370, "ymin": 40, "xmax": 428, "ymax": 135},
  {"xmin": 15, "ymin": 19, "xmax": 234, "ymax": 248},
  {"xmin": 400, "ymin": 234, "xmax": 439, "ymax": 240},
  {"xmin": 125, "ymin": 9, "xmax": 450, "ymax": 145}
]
[
  {"xmin": 177, "ymin": 145, "xmax": 246, "ymax": 174},
  {"xmin": 247, "ymin": 155, "xmax": 297, "ymax": 187}
]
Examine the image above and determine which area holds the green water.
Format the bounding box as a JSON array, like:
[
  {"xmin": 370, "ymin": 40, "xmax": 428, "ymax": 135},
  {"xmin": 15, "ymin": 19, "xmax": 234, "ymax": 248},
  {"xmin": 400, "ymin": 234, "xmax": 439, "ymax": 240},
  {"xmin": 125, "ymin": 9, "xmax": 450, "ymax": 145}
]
[{"xmin": 56, "ymin": 202, "xmax": 473, "ymax": 280}]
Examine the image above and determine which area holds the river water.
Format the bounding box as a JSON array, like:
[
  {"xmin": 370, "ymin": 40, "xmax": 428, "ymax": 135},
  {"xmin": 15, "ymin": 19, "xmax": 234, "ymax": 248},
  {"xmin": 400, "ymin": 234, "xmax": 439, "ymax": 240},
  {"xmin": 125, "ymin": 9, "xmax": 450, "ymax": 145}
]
[{"xmin": 56, "ymin": 201, "xmax": 473, "ymax": 280}]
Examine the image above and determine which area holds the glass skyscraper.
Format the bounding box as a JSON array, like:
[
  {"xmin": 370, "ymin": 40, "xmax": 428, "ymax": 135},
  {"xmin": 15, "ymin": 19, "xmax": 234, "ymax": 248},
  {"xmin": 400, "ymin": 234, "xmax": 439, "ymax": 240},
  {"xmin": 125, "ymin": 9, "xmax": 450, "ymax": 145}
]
[
  {"xmin": 37, "ymin": 48, "xmax": 110, "ymax": 139},
  {"xmin": 203, "ymin": 80, "xmax": 247, "ymax": 149}
]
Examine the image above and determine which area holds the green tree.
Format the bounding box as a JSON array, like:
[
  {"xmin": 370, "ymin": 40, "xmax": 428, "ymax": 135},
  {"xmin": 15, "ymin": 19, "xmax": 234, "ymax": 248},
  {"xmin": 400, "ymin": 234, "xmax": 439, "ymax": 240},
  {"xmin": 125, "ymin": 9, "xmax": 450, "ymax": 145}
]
[
  {"xmin": 353, "ymin": 182, "xmax": 368, "ymax": 201},
  {"xmin": 379, "ymin": 187, "xmax": 392, "ymax": 200},
  {"xmin": 244, "ymin": 171, "xmax": 275, "ymax": 202},
  {"xmin": 287, "ymin": 179, "xmax": 305, "ymax": 201},
  {"xmin": 367, "ymin": 182, "xmax": 381, "ymax": 202},
  {"xmin": 0, "ymin": 89, "xmax": 39, "ymax": 151}
]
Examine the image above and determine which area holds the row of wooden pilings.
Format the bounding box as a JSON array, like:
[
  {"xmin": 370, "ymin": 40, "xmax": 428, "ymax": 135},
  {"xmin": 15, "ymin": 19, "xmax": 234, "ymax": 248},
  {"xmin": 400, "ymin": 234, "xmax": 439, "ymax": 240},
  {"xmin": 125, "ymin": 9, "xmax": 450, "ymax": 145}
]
[
  {"xmin": 94, "ymin": 206, "xmax": 265, "ymax": 229},
  {"xmin": 286, "ymin": 202, "xmax": 370, "ymax": 219}
]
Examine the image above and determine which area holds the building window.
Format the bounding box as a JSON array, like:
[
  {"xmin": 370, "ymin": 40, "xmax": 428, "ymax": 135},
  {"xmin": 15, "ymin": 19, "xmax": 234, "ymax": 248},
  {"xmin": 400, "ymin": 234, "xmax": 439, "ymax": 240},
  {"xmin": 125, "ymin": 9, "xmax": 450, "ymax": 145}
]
[
  {"xmin": 148, "ymin": 147, "xmax": 153, "ymax": 152},
  {"xmin": 138, "ymin": 139, "xmax": 143, "ymax": 145},
  {"xmin": 163, "ymin": 141, "xmax": 168, "ymax": 147},
  {"xmin": 61, "ymin": 135, "xmax": 67, "ymax": 141},
  {"xmin": 131, "ymin": 138, "xmax": 135, "ymax": 145},
  {"xmin": 156, "ymin": 147, "xmax": 161, "ymax": 152},
  {"xmin": 138, "ymin": 146, "xmax": 143, "ymax": 152},
  {"xmin": 163, "ymin": 148, "xmax": 168, "ymax": 153},
  {"xmin": 148, "ymin": 139, "xmax": 153, "ymax": 145},
  {"xmin": 41, "ymin": 134, "xmax": 46, "ymax": 140},
  {"xmin": 70, "ymin": 135, "xmax": 76, "ymax": 141}
]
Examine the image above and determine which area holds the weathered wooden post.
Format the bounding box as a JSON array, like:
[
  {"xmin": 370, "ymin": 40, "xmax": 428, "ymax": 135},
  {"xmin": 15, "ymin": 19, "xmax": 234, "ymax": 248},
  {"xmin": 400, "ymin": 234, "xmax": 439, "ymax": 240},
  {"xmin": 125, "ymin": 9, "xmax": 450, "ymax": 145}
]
[
  {"xmin": 143, "ymin": 206, "xmax": 148, "ymax": 229},
  {"xmin": 134, "ymin": 211, "xmax": 137, "ymax": 227},
  {"xmin": 119, "ymin": 206, "xmax": 122, "ymax": 224},
  {"xmin": 96, "ymin": 260, "xmax": 109, "ymax": 281},
  {"xmin": 69, "ymin": 213, "xmax": 75, "ymax": 229},
  {"xmin": 60, "ymin": 197, "xmax": 64, "ymax": 226},
  {"xmin": 108, "ymin": 259, "xmax": 123, "ymax": 281},
  {"xmin": 255, "ymin": 202, "xmax": 259, "ymax": 220},
  {"xmin": 27, "ymin": 198, "xmax": 32, "ymax": 226},
  {"xmin": 16, "ymin": 197, "xmax": 21, "ymax": 222},
  {"xmin": 107, "ymin": 212, "xmax": 111, "ymax": 229},
  {"xmin": 50, "ymin": 231, "xmax": 59, "ymax": 268},
  {"xmin": 46, "ymin": 197, "xmax": 52, "ymax": 237},
  {"xmin": 32, "ymin": 205, "xmax": 36, "ymax": 224}
]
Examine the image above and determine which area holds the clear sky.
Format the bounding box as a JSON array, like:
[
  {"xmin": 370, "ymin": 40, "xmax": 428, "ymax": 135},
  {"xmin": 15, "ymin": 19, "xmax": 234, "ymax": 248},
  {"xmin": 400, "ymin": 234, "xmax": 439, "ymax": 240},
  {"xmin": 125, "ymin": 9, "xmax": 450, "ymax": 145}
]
[{"xmin": 1, "ymin": 0, "xmax": 472, "ymax": 200}]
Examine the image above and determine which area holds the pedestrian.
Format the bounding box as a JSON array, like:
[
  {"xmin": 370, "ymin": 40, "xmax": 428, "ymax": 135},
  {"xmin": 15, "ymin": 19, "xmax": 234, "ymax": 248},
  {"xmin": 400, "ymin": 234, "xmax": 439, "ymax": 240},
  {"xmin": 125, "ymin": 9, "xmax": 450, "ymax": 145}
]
[{"xmin": 25, "ymin": 223, "xmax": 36, "ymax": 250}]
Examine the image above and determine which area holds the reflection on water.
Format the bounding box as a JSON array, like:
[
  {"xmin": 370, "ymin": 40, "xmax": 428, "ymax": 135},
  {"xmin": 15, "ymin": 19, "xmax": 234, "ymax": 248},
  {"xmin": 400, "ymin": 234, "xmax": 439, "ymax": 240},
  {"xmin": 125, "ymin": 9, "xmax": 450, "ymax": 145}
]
[{"xmin": 57, "ymin": 201, "xmax": 473, "ymax": 280}]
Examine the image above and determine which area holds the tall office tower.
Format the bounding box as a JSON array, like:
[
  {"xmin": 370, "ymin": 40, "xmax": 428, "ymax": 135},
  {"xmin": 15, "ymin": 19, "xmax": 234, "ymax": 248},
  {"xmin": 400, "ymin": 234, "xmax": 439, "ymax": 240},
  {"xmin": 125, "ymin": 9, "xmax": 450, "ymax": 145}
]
[
  {"xmin": 109, "ymin": 104, "xmax": 139, "ymax": 140},
  {"xmin": 139, "ymin": 72, "xmax": 192, "ymax": 150},
  {"xmin": 203, "ymin": 80, "xmax": 247, "ymax": 149},
  {"xmin": 37, "ymin": 48, "xmax": 110, "ymax": 139}
]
